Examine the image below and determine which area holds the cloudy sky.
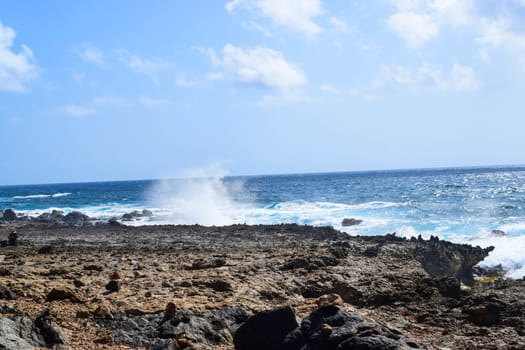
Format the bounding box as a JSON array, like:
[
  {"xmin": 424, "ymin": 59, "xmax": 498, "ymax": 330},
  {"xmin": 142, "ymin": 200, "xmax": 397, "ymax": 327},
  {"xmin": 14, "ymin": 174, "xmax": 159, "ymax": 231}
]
[{"xmin": 1, "ymin": 0, "xmax": 524, "ymax": 185}]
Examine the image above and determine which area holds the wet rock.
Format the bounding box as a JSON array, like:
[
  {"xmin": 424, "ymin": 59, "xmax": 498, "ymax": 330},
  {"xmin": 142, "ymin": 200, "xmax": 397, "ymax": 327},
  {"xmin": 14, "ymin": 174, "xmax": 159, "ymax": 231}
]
[
  {"xmin": 234, "ymin": 306, "xmax": 298, "ymax": 350},
  {"xmin": 46, "ymin": 287, "xmax": 83, "ymax": 303},
  {"xmin": 342, "ymin": 218, "xmax": 363, "ymax": 227},
  {"xmin": 3, "ymin": 209, "xmax": 17, "ymax": 221},
  {"xmin": 106, "ymin": 280, "xmax": 121, "ymax": 293},
  {"xmin": 491, "ymin": 229, "xmax": 506, "ymax": 237}
]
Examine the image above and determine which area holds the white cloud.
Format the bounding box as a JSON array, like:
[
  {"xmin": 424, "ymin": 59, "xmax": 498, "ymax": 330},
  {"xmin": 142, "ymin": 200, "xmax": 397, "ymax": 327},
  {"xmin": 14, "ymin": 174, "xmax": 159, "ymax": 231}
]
[
  {"xmin": 386, "ymin": 0, "xmax": 474, "ymax": 48},
  {"xmin": 256, "ymin": 0, "xmax": 323, "ymax": 37},
  {"xmin": 92, "ymin": 94, "xmax": 133, "ymax": 108},
  {"xmin": 387, "ymin": 12, "xmax": 439, "ymax": 48},
  {"xmin": 55, "ymin": 104, "xmax": 96, "ymax": 117},
  {"xmin": 226, "ymin": 0, "xmax": 323, "ymax": 37},
  {"xmin": 477, "ymin": 17, "xmax": 525, "ymax": 66},
  {"xmin": 376, "ymin": 62, "xmax": 478, "ymax": 92},
  {"xmin": 0, "ymin": 21, "xmax": 39, "ymax": 92},
  {"xmin": 76, "ymin": 43, "xmax": 105, "ymax": 66},
  {"xmin": 116, "ymin": 50, "xmax": 169, "ymax": 83},
  {"xmin": 139, "ymin": 96, "xmax": 173, "ymax": 106},
  {"xmin": 220, "ymin": 44, "xmax": 307, "ymax": 89},
  {"xmin": 225, "ymin": 0, "xmax": 245, "ymax": 12}
]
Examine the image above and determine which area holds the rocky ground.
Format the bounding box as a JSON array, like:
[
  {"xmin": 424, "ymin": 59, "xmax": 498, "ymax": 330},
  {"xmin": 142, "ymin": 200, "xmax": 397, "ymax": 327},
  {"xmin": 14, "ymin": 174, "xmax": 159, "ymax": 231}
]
[{"xmin": 0, "ymin": 220, "xmax": 524, "ymax": 349}]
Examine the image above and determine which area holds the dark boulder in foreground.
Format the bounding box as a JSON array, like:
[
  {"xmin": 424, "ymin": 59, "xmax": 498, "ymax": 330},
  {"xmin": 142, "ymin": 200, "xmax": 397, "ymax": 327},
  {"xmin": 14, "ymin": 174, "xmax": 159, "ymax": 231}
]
[
  {"xmin": 234, "ymin": 305, "xmax": 420, "ymax": 350},
  {"xmin": 64, "ymin": 211, "xmax": 91, "ymax": 226}
]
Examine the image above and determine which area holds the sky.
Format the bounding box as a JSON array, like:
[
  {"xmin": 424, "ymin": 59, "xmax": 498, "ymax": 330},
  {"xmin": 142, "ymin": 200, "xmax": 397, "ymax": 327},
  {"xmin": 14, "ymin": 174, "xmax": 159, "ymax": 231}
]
[{"xmin": 1, "ymin": 0, "xmax": 525, "ymax": 185}]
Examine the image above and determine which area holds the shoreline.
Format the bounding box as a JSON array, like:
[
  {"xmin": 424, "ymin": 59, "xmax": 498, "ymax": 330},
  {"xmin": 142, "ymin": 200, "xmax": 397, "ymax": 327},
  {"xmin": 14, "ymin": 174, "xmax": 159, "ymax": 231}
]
[{"xmin": 0, "ymin": 221, "xmax": 523, "ymax": 349}]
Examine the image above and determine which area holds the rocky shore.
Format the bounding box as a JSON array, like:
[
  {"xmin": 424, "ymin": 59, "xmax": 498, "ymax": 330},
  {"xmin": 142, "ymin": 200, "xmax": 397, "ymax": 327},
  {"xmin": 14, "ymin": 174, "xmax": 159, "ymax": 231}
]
[{"xmin": 0, "ymin": 210, "xmax": 524, "ymax": 349}]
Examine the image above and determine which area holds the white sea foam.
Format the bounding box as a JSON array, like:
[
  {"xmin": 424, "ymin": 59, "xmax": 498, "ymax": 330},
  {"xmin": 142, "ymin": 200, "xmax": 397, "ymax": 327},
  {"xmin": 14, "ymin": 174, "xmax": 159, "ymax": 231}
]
[
  {"xmin": 451, "ymin": 231, "xmax": 525, "ymax": 278},
  {"xmin": 11, "ymin": 192, "xmax": 72, "ymax": 199}
]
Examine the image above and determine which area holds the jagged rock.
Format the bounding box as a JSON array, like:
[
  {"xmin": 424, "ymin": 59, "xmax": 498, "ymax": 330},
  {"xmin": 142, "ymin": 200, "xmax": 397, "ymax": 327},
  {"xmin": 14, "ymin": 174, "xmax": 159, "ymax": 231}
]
[
  {"xmin": 342, "ymin": 218, "xmax": 363, "ymax": 227},
  {"xmin": 3, "ymin": 209, "xmax": 17, "ymax": 221},
  {"xmin": 463, "ymin": 303, "xmax": 503, "ymax": 326},
  {"xmin": 46, "ymin": 287, "xmax": 83, "ymax": 303}
]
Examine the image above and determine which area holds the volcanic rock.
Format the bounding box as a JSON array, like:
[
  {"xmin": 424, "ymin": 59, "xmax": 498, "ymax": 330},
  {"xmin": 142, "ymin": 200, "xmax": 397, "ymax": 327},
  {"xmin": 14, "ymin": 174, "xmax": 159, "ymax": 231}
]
[
  {"xmin": 3, "ymin": 209, "xmax": 17, "ymax": 221},
  {"xmin": 342, "ymin": 218, "xmax": 363, "ymax": 227}
]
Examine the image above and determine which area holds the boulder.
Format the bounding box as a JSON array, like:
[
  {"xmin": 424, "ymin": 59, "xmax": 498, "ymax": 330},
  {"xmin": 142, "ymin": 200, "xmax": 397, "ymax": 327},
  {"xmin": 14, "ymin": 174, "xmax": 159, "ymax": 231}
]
[
  {"xmin": 64, "ymin": 211, "xmax": 91, "ymax": 226},
  {"xmin": 7, "ymin": 231, "xmax": 18, "ymax": 246},
  {"xmin": 3, "ymin": 209, "xmax": 17, "ymax": 221},
  {"xmin": 233, "ymin": 306, "xmax": 298, "ymax": 350},
  {"xmin": 234, "ymin": 305, "xmax": 421, "ymax": 350},
  {"xmin": 0, "ymin": 316, "xmax": 43, "ymax": 350}
]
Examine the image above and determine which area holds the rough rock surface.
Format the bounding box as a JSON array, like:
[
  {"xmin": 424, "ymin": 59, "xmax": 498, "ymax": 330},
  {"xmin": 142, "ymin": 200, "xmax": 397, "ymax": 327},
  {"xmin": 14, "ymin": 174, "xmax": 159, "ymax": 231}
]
[{"xmin": 0, "ymin": 221, "xmax": 523, "ymax": 349}]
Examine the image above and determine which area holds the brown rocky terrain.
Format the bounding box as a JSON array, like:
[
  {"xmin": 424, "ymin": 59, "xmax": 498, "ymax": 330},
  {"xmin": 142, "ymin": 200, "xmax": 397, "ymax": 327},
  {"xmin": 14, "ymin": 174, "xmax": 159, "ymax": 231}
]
[{"xmin": 0, "ymin": 222, "xmax": 524, "ymax": 349}]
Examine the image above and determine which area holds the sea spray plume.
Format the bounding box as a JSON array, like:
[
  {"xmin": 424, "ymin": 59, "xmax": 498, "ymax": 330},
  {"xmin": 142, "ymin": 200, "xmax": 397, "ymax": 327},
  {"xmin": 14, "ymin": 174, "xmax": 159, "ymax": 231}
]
[{"xmin": 148, "ymin": 166, "xmax": 241, "ymax": 226}]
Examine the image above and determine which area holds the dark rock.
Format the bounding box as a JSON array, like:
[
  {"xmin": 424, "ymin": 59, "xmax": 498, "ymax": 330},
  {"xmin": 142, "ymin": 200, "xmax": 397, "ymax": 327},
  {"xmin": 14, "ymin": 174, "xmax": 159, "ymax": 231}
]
[
  {"xmin": 206, "ymin": 279, "xmax": 232, "ymax": 292},
  {"xmin": 491, "ymin": 229, "xmax": 506, "ymax": 237},
  {"xmin": 142, "ymin": 209, "xmax": 153, "ymax": 217},
  {"xmin": 363, "ymin": 246, "xmax": 379, "ymax": 257},
  {"xmin": 34, "ymin": 309, "xmax": 68, "ymax": 347},
  {"xmin": 37, "ymin": 245, "xmax": 55, "ymax": 254},
  {"xmin": 342, "ymin": 218, "xmax": 363, "ymax": 227},
  {"xmin": 463, "ymin": 303, "xmax": 503, "ymax": 326},
  {"xmin": 158, "ymin": 306, "xmax": 248, "ymax": 344},
  {"xmin": 281, "ymin": 306, "xmax": 421, "ymax": 350},
  {"xmin": 64, "ymin": 211, "xmax": 91, "ymax": 226},
  {"xmin": 108, "ymin": 218, "xmax": 123, "ymax": 227},
  {"xmin": 8, "ymin": 231, "xmax": 18, "ymax": 246},
  {"xmin": 0, "ymin": 283, "xmax": 15, "ymax": 300},
  {"xmin": 46, "ymin": 287, "xmax": 83, "ymax": 303},
  {"xmin": 3, "ymin": 209, "xmax": 17, "ymax": 221},
  {"xmin": 106, "ymin": 280, "xmax": 121, "ymax": 293},
  {"xmin": 234, "ymin": 306, "xmax": 298, "ymax": 350}
]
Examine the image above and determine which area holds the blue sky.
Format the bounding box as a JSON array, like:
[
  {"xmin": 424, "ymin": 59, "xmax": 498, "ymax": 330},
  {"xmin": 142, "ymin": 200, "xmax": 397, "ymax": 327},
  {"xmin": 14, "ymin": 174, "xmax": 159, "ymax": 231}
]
[{"xmin": 1, "ymin": 0, "xmax": 525, "ymax": 185}]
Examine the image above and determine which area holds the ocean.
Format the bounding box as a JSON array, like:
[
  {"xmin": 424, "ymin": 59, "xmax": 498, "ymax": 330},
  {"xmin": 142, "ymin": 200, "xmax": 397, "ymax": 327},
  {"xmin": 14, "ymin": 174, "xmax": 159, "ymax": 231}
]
[{"xmin": 1, "ymin": 166, "xmax": 525, "ymax": 278}]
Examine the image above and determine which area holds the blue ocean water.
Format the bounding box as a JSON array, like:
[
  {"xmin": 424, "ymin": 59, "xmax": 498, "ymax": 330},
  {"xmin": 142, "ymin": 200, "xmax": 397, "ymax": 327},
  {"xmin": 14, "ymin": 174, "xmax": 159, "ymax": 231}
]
[{"xmin": 1, "ymin": 166, "xmax": 525, "ymax": 277}]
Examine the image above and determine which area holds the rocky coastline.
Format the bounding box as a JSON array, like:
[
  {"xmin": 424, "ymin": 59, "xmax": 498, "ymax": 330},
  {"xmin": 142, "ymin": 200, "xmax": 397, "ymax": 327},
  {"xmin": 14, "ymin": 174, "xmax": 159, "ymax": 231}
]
[{"xmin": 0, "ymin": 209, "xmax": 524, "ymax": 349}]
